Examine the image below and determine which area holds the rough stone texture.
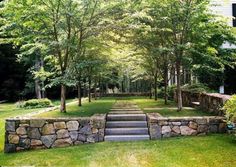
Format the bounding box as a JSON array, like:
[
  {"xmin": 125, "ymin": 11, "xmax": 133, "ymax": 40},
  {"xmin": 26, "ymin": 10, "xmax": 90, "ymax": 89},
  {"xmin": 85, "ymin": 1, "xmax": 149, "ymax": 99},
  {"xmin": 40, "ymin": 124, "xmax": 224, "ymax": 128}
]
[
  {"xmin": 180, "ymin": 126, "xmax": 197, "ymax": 136},
  {"xmin": 189, "ymin": 121, "xmax": 198, "ymax": 130},
  {"xmin": 4, "ymin": 116, "xmax": 106, "ymax": 153},
  {"xmin": 54, "ymin": 122, "xmax": 66, "ymax": 130},
  {"xmin": 41, "ymin": 135, "xmax": 56, "ymax": 148},
  {"xmin": 172, "ymin": 126, "xmax": 181, "ymax": 134},
  {"xmin": 197, "ymin": 125, "xmax": 208, "ymax": 133},
  {"xmin": 78, "ymin": 134, "xmax": 86, "ymax": 142},
  {"xmin": 16, "ymin": 127, "xmax": 27, "ymax": 135},
  {"xmin": 31, "ymin": 139, "xmax": 43, "ymax": 146},
  {"xmin": 147, "ymin": 114, "xmax": 226, "ymax": 140},
  {"xmin": 78, "ymin": 125, "xmax": 92, "ymax": 135},
  {"xmin": 6, "ymin": 121, "xmax": 16, "ymax": 132},
  {"xmin": 52, "ymin": 138, "xmax": 72, "ymax": 148},
  {"xmin": 57, "ymin": 129, "xmax": 69, "ymax": 139},
  {"xmin": 8, "ymin": 134, "xmax": 20, "ymax": 144},
  {"xmin": 149, "ymin": 124, "xmax": 162, "ymax": 139},
  {"xmin": 30, "ymin": 120, "xmax": 45, "ymax": 128},
  {"xmin": 162, "ymin": 126, "xmax": 171, "ymax": 137},
  {"xmin": 69, "ymin": 131, "xmax": 78, "ymax": 142},
  {"xmin": 41, "ymin": 124, "xmax": 55, "ymax": 135},
  {"xmin": 66, "ymin": 121, "xmax": 79, "ymax": 131},
  {"xmin": 28, "ymin": 128, "xmax": 41, "ymax": 139}
]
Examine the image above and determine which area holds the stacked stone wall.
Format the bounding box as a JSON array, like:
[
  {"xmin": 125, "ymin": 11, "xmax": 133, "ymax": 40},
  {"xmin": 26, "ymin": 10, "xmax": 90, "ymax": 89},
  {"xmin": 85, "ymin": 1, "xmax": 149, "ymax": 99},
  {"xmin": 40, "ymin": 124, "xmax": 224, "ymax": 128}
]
[
  {"xmin": 147, "ymin": 113, "xmax": 226, "ymax": 139},
  {"xmin": 4, "ymin": 114, "xmax": 105, "ymax": 153}
]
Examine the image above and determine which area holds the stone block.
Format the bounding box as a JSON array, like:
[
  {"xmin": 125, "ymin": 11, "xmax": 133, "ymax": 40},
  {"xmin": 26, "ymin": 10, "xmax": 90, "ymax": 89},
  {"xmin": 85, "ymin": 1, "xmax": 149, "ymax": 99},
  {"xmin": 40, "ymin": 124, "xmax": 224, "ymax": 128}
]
[
  {"xmin": 195, "ymin": 119, "xmax": 207, "ymax": 125},
  {"xmin": 30, "ymin": 120, "xmax": 45, "ymax": 128},
  {"xmin": 8, "ymin": 134, "xmax": 19, "ymax": 144},
  {"xmin": 41, "ymin": 124, "xmax": 55, "ymax": 135},
  {"xmin": 78, "ymin": 125, "xmax": 92, "ymax": 135},
  {"xmin": 87, "ymin": 134, "xmax": 96, "ymax": 143},
  {"xmin": 69, "ymin": 131, "xmax": 78, "ymax": 142},
  {"xmin": 78, "ymin": 134, "xmax": 86, "ymax": 142},
  {"xmin": 162, "ymin": 126, "xmax": 171, "ymax": 137},
  {"xmin": 189, "ymin": 121, "xmax": 198, "ymax": 130},
  {"xmin": 54, "ymin": 122, "xmax": 66, "ymax": 130},
  {"xmin": 6, "ymin": 121, "xmax": 15, "ymax": 132},
  {"xmin": 180, "ymin": 126, "xmax": 197, "ymax": 136},
  {"xmin": 149, "ymin": 124, "xmax": 162, "ymax": 139},
  {"xmin": 31, "ymin": 139, "xmax": 43, "ymax": 146},
  {"xmin": 219, "ymin": 123, "xmax": 226, "ymax": 133},
  {"xmin": 41, "ymin": 135, "xmax": 56, "ymax": 148},
  {"xmin": 57, "ymin": 129, "xmax": 69, "ymax": 139},
  {"xmin": 28, "ymin": 128, "xmax": 41, "ymax": 139},
  {"xmin": 172, "ymin": 126, "xmax": 180, "ymax": 134},
  {"xmin": 16, "ymin": 127, "xmax": 27, "ymax": 135},
  {"xmin": 172, "ymin": 122, "xmax": 181, "ymax": 126},
  {"xmin": 19, "ymin": 138, "xmax": 30, "ymax": 149},
  {"xmin": 158, "ymin": 121, "xmax": 168, "ymax": 126},
  {"xmin": 209, "ymin": 125, "xmax": 218, "ymax": 133},
  {"xmin": 52, "ymin": 138, "xmax": 72, "ymax": 148},
  {"xmin": 66, "ymin": 121, "xmax": 79, "ymax": 131},
  {"xmin": 4, "ymin": 144, "xmax": 16, "ymax": 153},
  {"xmin": 197, "ymin": 125, "xmax": 208, "ymax": 133}
]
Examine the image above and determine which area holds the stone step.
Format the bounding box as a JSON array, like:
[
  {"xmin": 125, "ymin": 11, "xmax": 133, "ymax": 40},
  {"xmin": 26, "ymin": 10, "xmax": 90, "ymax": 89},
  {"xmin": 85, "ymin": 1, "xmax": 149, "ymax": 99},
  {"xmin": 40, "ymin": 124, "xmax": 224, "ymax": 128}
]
[
  {"xmin": 107, "ymin": 114, "xmax": 146, "ymax": 121},
  {"xmin": 105, "ymin": 128, "xmax": 149, "ymax": 135},
  {"xmin": 104, "ymin": 135, "xmax": 150, "ymax": 141},
  {"xmin": 106, "ymin": 121, "xmax": 148, "ymax": 128},
  {"xmin": 111, "ymin": 109, "xmax": 140, "ymax": 111},
  {"xmin": 109, "ymin": 111, "xmax": 143, "ymax": 114}
]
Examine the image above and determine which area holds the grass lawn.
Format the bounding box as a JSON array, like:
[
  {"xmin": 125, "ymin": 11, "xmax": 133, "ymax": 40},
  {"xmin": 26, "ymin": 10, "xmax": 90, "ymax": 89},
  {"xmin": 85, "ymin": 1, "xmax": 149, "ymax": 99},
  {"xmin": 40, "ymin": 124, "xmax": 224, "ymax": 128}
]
[
  {"xmin": 37, "ymin": 98, "xmax": 116, "ymax": 118},
  {"xmin": 0, "ymin": 134, "xmax": 235, "ymax": 167},
  {"xmin": 0, "ymin": 97, "xmax": 235, "ymax": 166}
]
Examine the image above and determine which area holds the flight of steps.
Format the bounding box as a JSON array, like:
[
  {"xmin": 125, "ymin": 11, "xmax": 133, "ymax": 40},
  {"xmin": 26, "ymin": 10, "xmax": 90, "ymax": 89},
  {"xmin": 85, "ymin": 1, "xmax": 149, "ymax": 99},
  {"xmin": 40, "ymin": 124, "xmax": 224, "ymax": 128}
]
[{"xmin": 104, "ymin": 102, "xmax": 150, "ymax": 141}]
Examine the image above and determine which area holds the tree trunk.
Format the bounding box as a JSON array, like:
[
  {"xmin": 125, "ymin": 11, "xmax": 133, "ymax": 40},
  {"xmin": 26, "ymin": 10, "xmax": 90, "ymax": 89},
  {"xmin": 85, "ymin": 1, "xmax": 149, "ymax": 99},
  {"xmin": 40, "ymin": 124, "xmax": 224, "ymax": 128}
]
[
  {"xmin": 94, "ymin": 80, "xmax": 97, "ymax": 100},
  {"xmin": 154, "ymin": 72, "xmax": 158, "ymax": 101},
  {"xmin": 176, "ymin": 60, "xmax": 183, "ymax": 111},
  {"xmin": 78, "ymin": 82, "xmax": 82, "ymax": 106},
  {"xmin": 34, "ymin": 60, "xmax": 42, "ymax": 99},
  {"xmin": 60, "ymin": 85, "xmax": 66, "ymax": 113},
  {"xmin": 88, "ymin": 76, "xmax": 91, "ymax": 102},
  {"xmin": 164, "ymin": 62, "xmax": 168, "ymax": 105},
  {"xmin": 149, "ymin": 82, "xmax": 152, "ymax": 99}
]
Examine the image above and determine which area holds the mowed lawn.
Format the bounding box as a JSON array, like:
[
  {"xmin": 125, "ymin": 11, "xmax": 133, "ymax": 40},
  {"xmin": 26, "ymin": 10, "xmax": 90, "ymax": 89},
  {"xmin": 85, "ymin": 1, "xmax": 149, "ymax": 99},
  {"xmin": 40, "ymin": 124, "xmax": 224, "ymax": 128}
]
[
  {"xmin": 0, "ymin": 135, "xmax": 235, "ymax": 167},
  {"xmin": 0, "ymin": 97, "xmax": 234, "ymax": 167}
]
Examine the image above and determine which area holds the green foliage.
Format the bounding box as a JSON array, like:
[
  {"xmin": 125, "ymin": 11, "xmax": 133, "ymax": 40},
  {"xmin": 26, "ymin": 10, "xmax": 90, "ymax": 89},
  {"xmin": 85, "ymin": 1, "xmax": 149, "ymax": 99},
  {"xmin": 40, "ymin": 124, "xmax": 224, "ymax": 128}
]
[
  {"xmin": 181, "ymin": 83, "xmax": 214, "ymax": 94},
  {"xmin": 158, "ymin": 85, "xmax": 176, "ymax": 100},
  {"xmin": 223, "ymin": 95, "xmax": 236, "ymax": 124},
  {"xmin": 19, "ymin": 98, "xmax": 53, "ymax": 109}
]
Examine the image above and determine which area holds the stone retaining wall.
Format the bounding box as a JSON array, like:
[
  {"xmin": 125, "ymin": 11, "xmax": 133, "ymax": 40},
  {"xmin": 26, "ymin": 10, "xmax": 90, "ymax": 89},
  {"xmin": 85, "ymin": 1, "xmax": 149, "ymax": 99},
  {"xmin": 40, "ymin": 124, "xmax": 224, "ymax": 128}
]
[
  {"xmin": 147, "ymin": 113, "xmax": 226, "ymax": 139},
  {"xmin": 4, "ymin": 114, "xmax": 106, "ymax": 153},
  {"xmin": 175, "ymin": 91, "xmax": 231, "ymax": 116}
]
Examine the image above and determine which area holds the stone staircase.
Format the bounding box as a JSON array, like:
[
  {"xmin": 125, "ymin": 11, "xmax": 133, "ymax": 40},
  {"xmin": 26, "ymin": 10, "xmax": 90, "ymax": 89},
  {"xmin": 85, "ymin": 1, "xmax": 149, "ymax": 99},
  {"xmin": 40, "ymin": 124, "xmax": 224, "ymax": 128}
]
[{"xmin": 104, "ymin": 102, "xmax": 150, "ymax": 141}]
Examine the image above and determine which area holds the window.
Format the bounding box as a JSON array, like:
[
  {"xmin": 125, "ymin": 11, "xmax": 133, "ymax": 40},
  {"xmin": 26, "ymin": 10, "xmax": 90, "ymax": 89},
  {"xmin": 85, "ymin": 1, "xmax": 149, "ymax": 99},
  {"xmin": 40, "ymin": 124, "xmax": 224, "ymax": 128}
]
[{"xmin": 232, "ymin": 4, "xmax": 236, "ymax": 27}]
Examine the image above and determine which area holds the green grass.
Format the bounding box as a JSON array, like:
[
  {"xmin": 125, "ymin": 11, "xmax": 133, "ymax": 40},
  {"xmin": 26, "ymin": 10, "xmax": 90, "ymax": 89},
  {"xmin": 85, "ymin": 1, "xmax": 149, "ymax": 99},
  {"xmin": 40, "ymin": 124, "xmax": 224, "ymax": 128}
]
[
  {"xmin": 37, "ymin": 98, "xmax": 116, "ymax": 118},
  {"xmin": 144, "ymin": 108, "xmax": 214, "ymax": 117},
  {"xmin": 0, "ymin": 97, "xmax": 235, "ymax": 166},
  {"xmin": 0, "ymin": 134, "xmax": 235, "ymax": 167}
]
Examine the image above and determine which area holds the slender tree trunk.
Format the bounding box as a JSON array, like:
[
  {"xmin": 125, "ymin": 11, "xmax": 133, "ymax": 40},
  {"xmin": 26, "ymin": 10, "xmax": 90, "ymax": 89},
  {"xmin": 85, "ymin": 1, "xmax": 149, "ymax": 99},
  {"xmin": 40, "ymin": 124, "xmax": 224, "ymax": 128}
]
[
  {"xmin": 60, "ymin": 85, "xmax": 66, "ymax": 113},
  {"xmin": 149, "ymin": 82, "xmax": 152, "ymax": 99},
  {"xmin": 41, "ymin": 81, "xmax": 45, "ymax": 98},
  {"xmin": 176, "ymin": 59, "xmax": 183, "ymax": 111},
  {"xmin": 35, "ymin": 60, "xmax": 42, "ymax": 99},
  {"xmin": 88, "ymin": 76, "xmax": 91, "ymax": 102},
  {"xmin": 78, "ymin": 81, "xmax": 82, "ymax": 106},
  {"xmin": 164, "ymin": 62, "xmax": 168, "ymax": 105},
  {"xmin": 94, "ymin": 80, "xmax": 97, "ymax": 100},
  {"xmin": 154, "ymin": 72, "xmax": 158, "ymax": 101}
]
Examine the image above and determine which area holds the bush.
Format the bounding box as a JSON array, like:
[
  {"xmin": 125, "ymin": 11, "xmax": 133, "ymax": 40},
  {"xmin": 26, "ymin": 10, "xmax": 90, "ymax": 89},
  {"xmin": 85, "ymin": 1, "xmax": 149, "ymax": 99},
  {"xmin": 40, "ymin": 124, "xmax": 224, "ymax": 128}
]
[
  {"xmin": 223, "ymin": 95, "xmax": 236, "ymax": 125},
  {"xmin": 19, "ymin": 98, "xmax": 53, "ymax": 109},
  {"xmin": 181, "ymin": 83, "xmax": 213, "ymax": 94},
  {"xmin": 158, "ymin": 85, "xmax": 176, "ymax": 100}
]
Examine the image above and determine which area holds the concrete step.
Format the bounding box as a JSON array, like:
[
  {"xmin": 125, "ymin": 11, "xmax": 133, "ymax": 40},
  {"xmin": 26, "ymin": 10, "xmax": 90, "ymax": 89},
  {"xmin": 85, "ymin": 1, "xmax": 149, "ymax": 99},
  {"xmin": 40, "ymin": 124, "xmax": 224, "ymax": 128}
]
[
  {"xmin": 110, "ymin": 109, "xmax": 142, "ymax": 111},
  {"xmin": 104, "ymin": 135, "xmax": 150, "ymax": 141},
  {"xmin": 105, "ymin": 128, "xmax": 149, "ymax": 135},
  {"xmin": 110, "ymin": 111, "xmax": 143, "ymax": 114},
  {"xmin": 106, "ymin": 121, "xmax": 148, "ymax": 128},
  {"xmin": 107, "ymin": 114, "xmax": 146, "ymax": 121}
]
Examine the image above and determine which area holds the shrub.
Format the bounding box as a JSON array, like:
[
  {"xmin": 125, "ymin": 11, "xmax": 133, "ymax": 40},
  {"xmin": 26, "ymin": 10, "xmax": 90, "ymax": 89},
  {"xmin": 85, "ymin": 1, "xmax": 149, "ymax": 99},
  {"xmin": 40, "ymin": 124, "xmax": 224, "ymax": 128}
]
[
  {"xmin": 158, "ymin": 85, "xmax": 176, "ymax": 100},
  {"xmin": 223, "ymin": 95, "xmax": 236, "ymax": 125},
  {"xmin": 19, "ymin": 98, "xmax": 53, "ymax": 109},
  {"xmin": 181, "ymin": 83, "xmax": 213, "ymax": 94}
]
